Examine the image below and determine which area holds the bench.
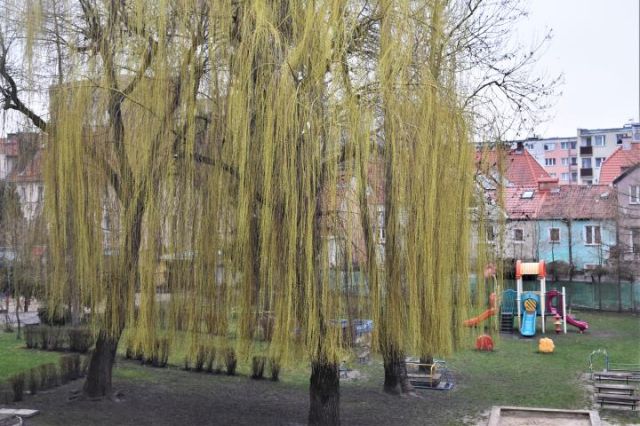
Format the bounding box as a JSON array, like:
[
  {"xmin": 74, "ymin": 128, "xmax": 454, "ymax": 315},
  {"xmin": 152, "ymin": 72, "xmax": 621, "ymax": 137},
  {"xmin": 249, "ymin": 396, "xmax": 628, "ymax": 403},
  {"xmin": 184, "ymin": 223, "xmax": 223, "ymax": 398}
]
[
  {"xmin": 593, "ymin": 371, "xmax": 634, "ymax": 384},
  {"xmin": 594, "ymin": 383, "xmax": 635, "ymax": 395},
  {"xmin": 406, "ymin": 373, "xmax": 442, "ymax": 388},
  {"xmin": 607, "ymin": 363, "xmax": 640, "ymax": 374},
  {"xmin": 595, "ymin": 393, "xmax": 639, "ymax": 410}
]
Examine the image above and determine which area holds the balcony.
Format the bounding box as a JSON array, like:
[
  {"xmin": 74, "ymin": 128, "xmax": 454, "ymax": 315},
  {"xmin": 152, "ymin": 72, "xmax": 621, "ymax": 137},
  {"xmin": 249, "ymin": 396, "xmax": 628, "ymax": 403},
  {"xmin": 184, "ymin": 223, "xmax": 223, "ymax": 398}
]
[
  {"xmin": 580, "ymin": 168, "xmax": 593, "ymax": 177},
  {"xmin": 580, "ymin": 146, "xmax": 593, "ymax": 156}
]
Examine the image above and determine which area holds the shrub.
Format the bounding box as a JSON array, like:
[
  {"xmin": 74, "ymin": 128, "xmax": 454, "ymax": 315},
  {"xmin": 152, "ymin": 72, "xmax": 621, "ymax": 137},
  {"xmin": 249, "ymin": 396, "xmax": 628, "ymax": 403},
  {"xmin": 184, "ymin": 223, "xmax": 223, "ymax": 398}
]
[
  {"xmin": 38, "ymin": 326, "xmax": 49, "ymax": 350},
  {"xmin": 150, "ymin": 338, "xmax": 169, "ymax": 368},
  {"xmin": 39, "ymin": 363, "xmax": 59, "ymax": 389},
  {"xmin": 251, "ymin": 356, "xmax": 266, "ymax": 380},
  {"xmin": 225, "ymin": 348, "xmax": 237, "ymax": 376},
  {"xmin": 72, "ymin": 354, "xmax": 84, "ymax": 379},
  {"xmin": 60, "ymin": 356, "xmax": 74, "ymax": 384},
  {"xmin": 205, "ymin": 347, "xmax": 216, "ymax": 373},
  {"xmin": 38, "ymin": 364, "xmax": 49, "ymax": 389},
  {"xmin": 25, "ymin": 326, "xmax": 38, "ymax": 349},
  {"xmin": 9, "ymin": 373, "xmax": 25, "ymax": 402},
  {"xmin": 183, "ymin": 356, "xmax": 191, "ymax": 371},
  {"xmin": 269, "ymin": 358, "xmax": 280, "ymax": 382},
  {"xmin": 68, "ymin": 328, "xmax": 93, "ymax": 353},
  {"xmin": 194, "ymin": 345, "xmax": 207, "ymax": 372},
  {"xmin": 0, "ymin": 384, "xmax": 12, "ymax": 404},
  {"xmin": 28, "ymin": 368, "xmax": 39, "ymax": 395},
  {"xmin": 47, "ymin": 327, "xmax": 65, "ymax": 351}
]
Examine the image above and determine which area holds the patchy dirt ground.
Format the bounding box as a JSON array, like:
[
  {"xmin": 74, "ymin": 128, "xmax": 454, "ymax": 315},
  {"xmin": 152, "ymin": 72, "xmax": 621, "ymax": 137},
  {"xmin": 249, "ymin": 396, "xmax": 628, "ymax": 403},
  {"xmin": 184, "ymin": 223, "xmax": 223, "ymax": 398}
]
[
  {"xmin": 13, "ymin": 361, "xmax": 471, "ymax": 426},
  {"xmin": 8, "ymin": 359, "xmax": 640, "ymax": 426}
]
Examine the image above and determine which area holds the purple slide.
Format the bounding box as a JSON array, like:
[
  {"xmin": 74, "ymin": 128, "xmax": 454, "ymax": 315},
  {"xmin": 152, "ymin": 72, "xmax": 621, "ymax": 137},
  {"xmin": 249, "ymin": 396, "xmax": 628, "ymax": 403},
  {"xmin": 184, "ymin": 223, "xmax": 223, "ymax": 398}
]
[{"xmin": 546, "ymin": 290, "xmax": 589, "ymax": 332}]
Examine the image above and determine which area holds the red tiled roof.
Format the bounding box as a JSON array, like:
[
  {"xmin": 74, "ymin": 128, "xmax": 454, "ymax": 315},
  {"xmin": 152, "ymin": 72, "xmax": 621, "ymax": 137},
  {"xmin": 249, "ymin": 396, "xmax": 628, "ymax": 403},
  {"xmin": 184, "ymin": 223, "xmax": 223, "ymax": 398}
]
[
  {"xmin": 599, "ymin": 143, "xmax": 640, "ymax": 185},
  {"xmin": 537, "ymin": 185, "xmax": 614, "ymax": 220},
  {"xmin": 504, "ymin": 186, "xmax": 547, "ymax": 220},
  {"xmin": 477, "ymin": 147, "xmax": 551, "ymax": 187}
]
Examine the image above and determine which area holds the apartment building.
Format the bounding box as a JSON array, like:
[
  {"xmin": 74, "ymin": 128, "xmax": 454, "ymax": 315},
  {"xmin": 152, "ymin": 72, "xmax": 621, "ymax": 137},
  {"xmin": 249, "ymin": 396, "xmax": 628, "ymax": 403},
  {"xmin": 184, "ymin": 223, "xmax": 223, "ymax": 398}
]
[
  {"xmin": 576, "ymin": 122, "xmax": 640, "ymax": 185},
  {"xmin": 512, "ymin": 137, "xmax": 578, "ymax": 184}
]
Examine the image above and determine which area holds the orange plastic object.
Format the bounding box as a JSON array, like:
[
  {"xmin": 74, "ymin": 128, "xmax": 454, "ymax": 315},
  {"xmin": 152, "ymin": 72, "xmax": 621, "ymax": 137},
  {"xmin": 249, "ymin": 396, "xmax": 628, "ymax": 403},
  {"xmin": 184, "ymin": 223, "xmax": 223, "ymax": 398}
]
[
  {"xmin": 476, "ymin": 334, "xmax": 494, "ymax": 351},
  {"xmin": 538, "ymin": 337, "xmax": 554, "ymax": 353},
  {"xmin": 538, "ymin": 260, "xmax": 546, "ymax": 278},
  {"xmin": 464, "ymin": 293, "xmax": 497, "ymax": 327}
]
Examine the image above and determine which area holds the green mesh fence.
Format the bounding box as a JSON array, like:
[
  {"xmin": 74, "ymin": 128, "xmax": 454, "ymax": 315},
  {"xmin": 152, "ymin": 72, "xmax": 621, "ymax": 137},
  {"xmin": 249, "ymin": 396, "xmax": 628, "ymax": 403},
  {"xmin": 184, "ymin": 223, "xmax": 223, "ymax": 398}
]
[{"xmin": 504, "ymin": 279, "xmax": 640, "ymax": 312}]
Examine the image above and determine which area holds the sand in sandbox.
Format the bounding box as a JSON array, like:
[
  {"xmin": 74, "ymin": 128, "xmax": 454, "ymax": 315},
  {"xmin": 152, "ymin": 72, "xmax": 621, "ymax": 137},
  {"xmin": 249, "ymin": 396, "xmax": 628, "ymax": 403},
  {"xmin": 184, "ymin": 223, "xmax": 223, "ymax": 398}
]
[{"xmin": 498, "ymin": 410, "xmax": 592, "ymax": 426}]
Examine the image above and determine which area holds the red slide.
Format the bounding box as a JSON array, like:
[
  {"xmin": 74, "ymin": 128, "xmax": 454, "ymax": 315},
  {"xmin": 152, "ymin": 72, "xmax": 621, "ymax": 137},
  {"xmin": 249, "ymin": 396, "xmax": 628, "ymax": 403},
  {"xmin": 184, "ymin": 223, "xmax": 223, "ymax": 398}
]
[
  {"xmin": 464, "ymin": 293, "xmax": 497, "ymax": 327},
  {"xmin": 546, "ymin": 290, "xmax": 588, "ymax": 332}
]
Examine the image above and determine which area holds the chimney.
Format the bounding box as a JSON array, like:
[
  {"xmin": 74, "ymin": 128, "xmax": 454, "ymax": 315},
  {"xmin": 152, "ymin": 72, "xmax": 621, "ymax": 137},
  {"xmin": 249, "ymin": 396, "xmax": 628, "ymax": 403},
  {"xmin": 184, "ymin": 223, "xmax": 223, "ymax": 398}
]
[
  {"xmin": 622, "ymin": 137, "xmax": 632, "ymax": 150},
  {"xmin": 537, "ymin": 176, "xmax": 559, "ymax": 192},
  {"xmin": 516, "ymin": 141, "xmax": 524, "ymax": 154}
]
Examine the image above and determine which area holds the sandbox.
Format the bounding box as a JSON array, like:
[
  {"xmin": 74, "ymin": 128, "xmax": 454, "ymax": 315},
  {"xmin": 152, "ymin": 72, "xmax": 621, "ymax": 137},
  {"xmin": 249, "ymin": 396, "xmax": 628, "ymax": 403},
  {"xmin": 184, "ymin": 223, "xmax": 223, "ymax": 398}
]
[{"xmin": 487, "ymin": 406, "xmax": 601, "ymax": 426}]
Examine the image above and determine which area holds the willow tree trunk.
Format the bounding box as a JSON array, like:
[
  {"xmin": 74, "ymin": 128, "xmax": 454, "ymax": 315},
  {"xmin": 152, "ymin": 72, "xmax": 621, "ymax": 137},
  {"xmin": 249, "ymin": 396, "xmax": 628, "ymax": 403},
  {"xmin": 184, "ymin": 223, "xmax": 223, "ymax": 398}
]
[
  {"xmin": 308, "ymin": 361, "xmax": 340, "ymax": 426},
  {"xmin": 83, "ymin": 330, "xmax": 121, "ymax": 398},
  {"xmin": 383, "ymin": 352, "xmax": 414, "ymax": 395},
  {"xmin": 83, "ymin": 197, "xmax": 144, "ymax": 398}
]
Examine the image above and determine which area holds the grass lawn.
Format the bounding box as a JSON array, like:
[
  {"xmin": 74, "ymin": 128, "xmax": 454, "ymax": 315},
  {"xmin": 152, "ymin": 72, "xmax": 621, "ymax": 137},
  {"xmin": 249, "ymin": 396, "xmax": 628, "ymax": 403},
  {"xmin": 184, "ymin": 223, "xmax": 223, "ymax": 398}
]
[
  {"xmin": 4, "ymin": 311, "xmax": 640, "ymax": 425},
  {"xmin": 0, "ymin": 331, "xmax": 61, "ymax": 382}
]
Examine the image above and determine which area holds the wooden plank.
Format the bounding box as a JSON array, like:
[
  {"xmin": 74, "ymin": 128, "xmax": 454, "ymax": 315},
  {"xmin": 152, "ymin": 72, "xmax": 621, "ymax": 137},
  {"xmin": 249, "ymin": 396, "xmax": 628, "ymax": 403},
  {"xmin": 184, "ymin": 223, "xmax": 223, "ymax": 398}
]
[
  {"xmin": 594, "ymin": 383, "xmax": 635, "ymax": 395},
  {"xmin": 594, "ymin": 394, "xmax": 639, "ymax": 402},
  {"xmin": 406, "ymin": 373, "xmax": 441, "ymax": 381}
]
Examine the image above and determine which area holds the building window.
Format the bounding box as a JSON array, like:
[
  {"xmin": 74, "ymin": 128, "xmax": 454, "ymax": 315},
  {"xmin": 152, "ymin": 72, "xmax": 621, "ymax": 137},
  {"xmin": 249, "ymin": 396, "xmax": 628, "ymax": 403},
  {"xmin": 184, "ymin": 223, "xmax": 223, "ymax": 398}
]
[
  {"xmin": 571, "ymin": 172, "xmax": 578, "ymax": 182},
  {"xmin": 571, "ymin": 157, "xmax": 577, "ymax": 166},
  {"xmin": 581, "ymin": 136, "xmax": 592, "ymax": 147},
  {"xmin": 545, "ymin": 158, "xmax": 556, "ymax": 166},
  {"xmin": 560, "ymin": 141, "xmax": 576, "ymax": 150},
  {"xmin": 632, "ymin": 228, "xmax": 640, "ymax": 253},
  {"xmin": 549, "ymin": 228, "xmax": 560, "ymax": 243},
  {"xmin": 616, "ymin": 133, "xmax": 626, "ymax": 144},
  {"xmin": 544, "ymin": 143, "xmax": 555, "ymax": 151},
  {"xmin": 585, "ymin": 225, "xmax": 601, "ymax": 245},
  {"xmin": 594, "ymin": 157, "xmax": 605, "ymax": 168},
  {"xmin": 594, "ymin": 135, "xmax": 605, "ymax": 146},
  {"xmin": 561, "ymin": 173, "xmax": 570, "ymax": 181},
  {"xmin": 513, "ymin": 229, "xmax": 524, "ymax": 242},
  {"xmin": 582, "ymin": 158, "xmax": 592, "ymax": 168},
  {"xmin": 630, "ymin": 185, "xmax": 640, "ymax": 204},
  {"xmin": 561, "ymin": 158, "xmax": 569, "ymax": 166}
]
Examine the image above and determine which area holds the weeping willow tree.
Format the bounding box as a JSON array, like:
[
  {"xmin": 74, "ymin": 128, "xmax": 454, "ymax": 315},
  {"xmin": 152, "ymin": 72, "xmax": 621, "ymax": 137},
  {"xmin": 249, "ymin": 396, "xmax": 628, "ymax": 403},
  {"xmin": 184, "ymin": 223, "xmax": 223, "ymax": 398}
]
[{"xmin": 0, "ymin": 0, "xmax": 557, "ymax": 423}]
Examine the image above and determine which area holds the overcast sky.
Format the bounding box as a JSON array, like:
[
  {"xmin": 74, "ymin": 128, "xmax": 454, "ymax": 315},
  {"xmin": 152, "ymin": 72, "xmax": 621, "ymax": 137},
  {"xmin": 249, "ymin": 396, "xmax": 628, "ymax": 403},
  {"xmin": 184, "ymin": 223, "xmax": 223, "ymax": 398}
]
[{"xmin": 517, "ymin": 0, "xmax": 640, "ymax": 138}]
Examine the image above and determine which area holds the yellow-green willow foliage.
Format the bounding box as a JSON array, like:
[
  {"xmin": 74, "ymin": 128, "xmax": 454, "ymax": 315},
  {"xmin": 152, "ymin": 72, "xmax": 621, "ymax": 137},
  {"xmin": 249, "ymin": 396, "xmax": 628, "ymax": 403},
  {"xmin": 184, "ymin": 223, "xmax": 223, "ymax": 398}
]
[{"xmin": 33, "ymin": 0, "xmax": 488, "ymax": 367}]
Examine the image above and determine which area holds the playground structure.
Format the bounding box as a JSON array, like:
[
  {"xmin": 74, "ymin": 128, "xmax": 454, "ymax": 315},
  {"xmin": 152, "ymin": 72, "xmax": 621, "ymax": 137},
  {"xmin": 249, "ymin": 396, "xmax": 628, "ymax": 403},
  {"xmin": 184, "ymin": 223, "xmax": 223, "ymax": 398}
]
[{"xmin": 463, "ymin": 260, "xmax": 589, "ymax": 336}]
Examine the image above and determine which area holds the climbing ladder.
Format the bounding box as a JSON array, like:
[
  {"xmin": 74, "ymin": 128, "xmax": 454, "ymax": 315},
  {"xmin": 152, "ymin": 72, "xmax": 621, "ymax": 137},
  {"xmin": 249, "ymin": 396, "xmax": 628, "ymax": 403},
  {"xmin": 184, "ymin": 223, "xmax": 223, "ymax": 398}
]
[{"xmin": 500, "ymin": 289, "xmax": 517, "ymax": 333}]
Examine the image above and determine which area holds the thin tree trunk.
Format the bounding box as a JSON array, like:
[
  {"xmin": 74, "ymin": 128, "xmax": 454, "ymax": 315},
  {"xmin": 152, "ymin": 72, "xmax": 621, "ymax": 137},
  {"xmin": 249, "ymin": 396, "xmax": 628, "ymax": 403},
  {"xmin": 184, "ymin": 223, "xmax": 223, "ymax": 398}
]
[
  {"xmin": 308, "ymin": 361, "xmax": 340, "ymax": 426},
  {"xmin": 83, "ymin": 329, "xmax": 121, "ymax": 398}
]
